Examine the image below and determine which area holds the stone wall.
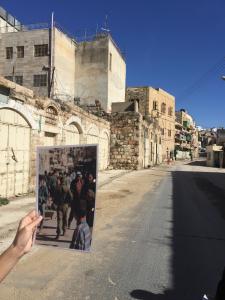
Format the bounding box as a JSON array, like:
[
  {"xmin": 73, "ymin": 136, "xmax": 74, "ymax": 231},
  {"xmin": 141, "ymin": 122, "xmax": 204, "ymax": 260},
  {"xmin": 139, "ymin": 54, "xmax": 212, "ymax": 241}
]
[
  {"xmin": 0, "ymin": 76, "xmax": 110, "ymax": 197},
  {"xmin": 110, "ymin": 112, "xmax": 140, "ymax": 169}
]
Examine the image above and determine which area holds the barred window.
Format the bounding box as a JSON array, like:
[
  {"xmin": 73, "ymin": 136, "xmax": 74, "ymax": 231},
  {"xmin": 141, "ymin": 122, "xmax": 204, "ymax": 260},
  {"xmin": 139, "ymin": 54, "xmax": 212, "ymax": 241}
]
[
  {"xmin": 33, "ymin": 74, "xmax": 47, "ymax": 87},
  {"xmin": 5, "ymin": 76, "xmax": 13, "ymax": 81},
  {"xmin": 17, "ymin": 46, "xmax": 24, "ymax": 58},
  {"xmin": 168, "ymin": 129, "xmax": 172, "ymax": 137},
  {"xmin": 15, "ymin": 76, "xmax": 23, "ymax": 85},
  {"xmin": 34, "ymin": 44, "xmax": 48, "ymax": 57},
  {"xmin": 153, "ymin": 101, "xmax": 158, "ymax": 110},
  {"xmin": 6, "ymin": 47, "xmax": 13, "ymax": 59}
]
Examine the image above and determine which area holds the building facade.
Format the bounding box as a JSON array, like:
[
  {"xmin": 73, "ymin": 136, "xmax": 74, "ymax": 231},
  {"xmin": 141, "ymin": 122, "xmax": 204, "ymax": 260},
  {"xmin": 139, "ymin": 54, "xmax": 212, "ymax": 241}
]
[
  {"xmin": 175, "ymin": 109, "xmax": 198, "ymax": 159},
  {"xmin": 0, "ymin": 76, "xmax": 110, "ymax": 198},
  {"xmin": 126, "ymin": 87, "xmax": 175, "ymax": 160},
  {"xmin": 75, "ymin": 34, "xmax": 126, "ymax": 112},
  {"xmin": 110, "ymin": 111, "xmax": 162, "ymax": 170},
  {"xmin": 0, "ymin": 8, "xmax": 126, "ymax": 112}
]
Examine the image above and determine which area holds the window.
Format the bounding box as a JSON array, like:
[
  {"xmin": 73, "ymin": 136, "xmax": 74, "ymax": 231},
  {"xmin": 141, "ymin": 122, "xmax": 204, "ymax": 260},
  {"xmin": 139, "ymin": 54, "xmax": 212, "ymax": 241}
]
[
  {"xmin": 109, "ymin": 53, "xmax": 112, "ymax": 71},
  {"xmin": 161, "ymin": 128, "xmax": 165, "ymax": 135},
  {"xmin": 168, "ymin": 129, "xmax": 172, "ymax": 137},
  {"xmin": 168, "ymin": 106, "xmax": 173, "ymax": 116},
  {"xmin": 161, "ymin": 102, "xmax": 166, "ymax": 114},
  {"xmin": 6, "ymin": 47, "xmax": 13, "ymax": 59},
  {"xmin": 153, "ymin": 101, "xmax": 158, "ymax": 110},
  {"xmin": 34, "ymin": 44, "xmax": 48, "ymax": 57},
  {"xmin": 17, "ymin": 46, "xmax": 24, "ymax": 58},
  {"xmin": 5, "ymin": 76, "xmax": 13, "ymax": 82},
  {"xmin": 33, "ymin": 74, "xmax": 47, "ymax": 87},
  {"xmin": 15, "ymin": 76, "xmax": 23, "ymax": 85}
]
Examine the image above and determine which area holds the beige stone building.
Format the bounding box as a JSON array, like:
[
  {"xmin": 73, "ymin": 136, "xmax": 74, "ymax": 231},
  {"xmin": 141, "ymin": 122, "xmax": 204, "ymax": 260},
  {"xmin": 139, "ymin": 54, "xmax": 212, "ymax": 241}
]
[
  {"xmin": 175, "ymin": 109, "xmax": 198, "ymax": 158},
  {"xmin": 0, "ymin": 6, "xmax": 126, "ymax": 112},
  {"xmin": 126, "ymin": 87, "xmax": 175, "ymax": 160},
  {"xmin": 0, "ymin": 76, "xmax": 110, "ymax": 198},
  {"xmin": 110, "ymin": 107, "xmax": 162, "ymax": 169}
]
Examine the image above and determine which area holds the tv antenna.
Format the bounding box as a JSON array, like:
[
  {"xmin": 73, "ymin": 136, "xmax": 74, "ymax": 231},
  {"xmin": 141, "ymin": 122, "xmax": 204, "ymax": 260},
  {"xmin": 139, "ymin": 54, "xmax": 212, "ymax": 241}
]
[{"xmin": 101, "ymin": 15, "xmax": 110, "ymax": 32}]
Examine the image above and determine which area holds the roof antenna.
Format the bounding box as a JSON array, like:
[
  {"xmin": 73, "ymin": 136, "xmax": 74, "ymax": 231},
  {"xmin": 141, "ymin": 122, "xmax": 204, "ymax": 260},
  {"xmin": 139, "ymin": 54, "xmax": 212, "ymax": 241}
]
[{"xmin": 101, "ymin": 14, "xmax": 110, "ymax": 33}]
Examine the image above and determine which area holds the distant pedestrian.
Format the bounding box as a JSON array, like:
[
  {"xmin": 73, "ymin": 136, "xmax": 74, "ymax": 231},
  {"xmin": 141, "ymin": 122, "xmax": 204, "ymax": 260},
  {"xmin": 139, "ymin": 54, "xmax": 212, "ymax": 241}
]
[{"xmin": 70, "ymin": 211, "xmax": 91, "ymax": 251}]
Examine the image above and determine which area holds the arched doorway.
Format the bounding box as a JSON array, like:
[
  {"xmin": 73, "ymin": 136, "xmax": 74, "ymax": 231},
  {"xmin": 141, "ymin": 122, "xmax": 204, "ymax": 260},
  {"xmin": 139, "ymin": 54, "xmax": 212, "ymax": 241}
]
[
  {"xmin": 0, "ymin": 108, "xmax": 31, "ymax": 197},
  {"xmin": 65, "ymin": 123, "xmax": 82, "ymax": 145},
  {"xmin": 86, "ymin": 126, "xmax": 99, "ymax": 144}
]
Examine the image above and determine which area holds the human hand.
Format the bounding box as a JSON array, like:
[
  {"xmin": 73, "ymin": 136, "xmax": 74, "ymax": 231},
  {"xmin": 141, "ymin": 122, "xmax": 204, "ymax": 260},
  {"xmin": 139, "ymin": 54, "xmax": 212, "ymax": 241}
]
[{"xmin": 12, "ymin": 210, "xmax": 42, "ymax": 258}]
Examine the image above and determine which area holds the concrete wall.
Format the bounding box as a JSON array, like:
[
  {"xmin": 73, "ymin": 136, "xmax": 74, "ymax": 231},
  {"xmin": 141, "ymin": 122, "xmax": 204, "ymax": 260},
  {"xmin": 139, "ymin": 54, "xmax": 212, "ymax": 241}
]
[
  {"xmin": 107, "ymin": 38, "xmax": 126, "ymax": 112},
  {"xmin": 75, "ymin": 35, "xmax": 126, "ymax": 112},
  {"xmin": 0, "ymin": 29, "xmax": 49, "ymax": 97},
  {"xmin": 206, "ymin": 145, "xmax": 223, "ymax": 167},
  {"xmin": 52, "ymin": 28, "xmax": 76, "ymax": 101},
  {"xmin": 75, "ymin": 36, "xmax": 108, "ymax": 110}
]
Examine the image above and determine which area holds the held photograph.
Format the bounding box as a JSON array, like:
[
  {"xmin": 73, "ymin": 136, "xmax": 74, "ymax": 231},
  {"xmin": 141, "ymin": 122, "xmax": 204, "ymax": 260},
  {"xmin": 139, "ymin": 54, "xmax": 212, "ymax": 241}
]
[{"xmin": 36, "ymin": 144, "xmax": 97, "ymax": 252}]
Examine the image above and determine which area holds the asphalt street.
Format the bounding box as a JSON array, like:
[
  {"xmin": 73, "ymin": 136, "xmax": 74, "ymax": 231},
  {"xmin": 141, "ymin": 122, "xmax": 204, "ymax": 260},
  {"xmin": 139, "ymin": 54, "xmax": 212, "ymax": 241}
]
[{"xmin": 1, "ymin": 161, "xmax": 225, "ymax": 300}]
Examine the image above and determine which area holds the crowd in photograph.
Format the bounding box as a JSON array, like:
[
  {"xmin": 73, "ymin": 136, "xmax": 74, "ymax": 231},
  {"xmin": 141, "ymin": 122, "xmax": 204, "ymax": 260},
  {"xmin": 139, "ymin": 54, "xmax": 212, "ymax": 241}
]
[{"xmin": 38, "ymin": 168, "xmax": 96, "ymax": 251}]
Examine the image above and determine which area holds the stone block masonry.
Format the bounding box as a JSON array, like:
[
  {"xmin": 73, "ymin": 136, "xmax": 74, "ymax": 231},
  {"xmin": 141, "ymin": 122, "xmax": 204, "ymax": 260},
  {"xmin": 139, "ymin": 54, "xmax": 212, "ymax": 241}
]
[{"xmin": 110, "ymin": 112, "xmax": 142, "ymax": 170}]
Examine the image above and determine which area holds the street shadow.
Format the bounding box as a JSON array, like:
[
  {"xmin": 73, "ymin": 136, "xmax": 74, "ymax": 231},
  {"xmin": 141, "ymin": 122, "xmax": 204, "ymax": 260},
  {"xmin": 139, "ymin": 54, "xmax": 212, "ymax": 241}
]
[
  {"xmin": 130, "ymin": 169, "xmax": 225, "ymax": 300},
  {"xmin": 130, "ymin": 289, "xmax": 175, "ymax": 299},
  {"xmin": 186, "ymin": 160, "xmax": 207, "ymax": 167}
]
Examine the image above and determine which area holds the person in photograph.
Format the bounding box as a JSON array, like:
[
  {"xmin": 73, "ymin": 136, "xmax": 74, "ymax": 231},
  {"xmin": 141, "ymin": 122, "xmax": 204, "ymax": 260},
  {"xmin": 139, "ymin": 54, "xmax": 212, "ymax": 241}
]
[
  {"xmin": 54, "ymin": 177, "xmax": 72, "ymax": 239},
  {"xmin": 83, "ymin": 172, "xmax": 96, "ymax": 193},
  {"xmin": 86, "ymin": 189, "xmax": 95, "ymax": 235},
  {"xmin": 0, "ymin": 211, "xmax": 42, "ymax": 283},
  {"xmin": 68, "ymin": 173, "xmax": 84, "ymax": 229},
  {"xmin": 70, "ymin": 210, "xmax": 91, "ymax": 251},
  {"xmin": 48, "ymin": 170, "xmax": 57, "ymax": 204},
  {"xmin": 38, "ymin": 178, "xmax": 48, "ymax": 231}
]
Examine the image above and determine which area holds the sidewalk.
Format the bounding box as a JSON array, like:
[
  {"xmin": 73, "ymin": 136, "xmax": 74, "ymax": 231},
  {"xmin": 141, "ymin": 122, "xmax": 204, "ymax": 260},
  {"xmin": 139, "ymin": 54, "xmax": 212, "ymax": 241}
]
[{"xmin": 0, "ymin": 169, "xmax": 131, "ymax": 241}]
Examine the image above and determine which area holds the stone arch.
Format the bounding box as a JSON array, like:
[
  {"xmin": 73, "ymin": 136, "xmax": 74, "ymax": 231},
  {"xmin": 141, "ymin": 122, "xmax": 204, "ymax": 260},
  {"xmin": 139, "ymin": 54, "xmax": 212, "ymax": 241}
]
[
  {"xmin": 0, "ymin": 107, "xmax": 32, "ymax": 197},
  {"xmin": 65, "ymin": 115, "xmax": 84, "ymax": 134},
  {"xmin": 0, "ymin": 104, "xmax": 36, "ymax": 129}
]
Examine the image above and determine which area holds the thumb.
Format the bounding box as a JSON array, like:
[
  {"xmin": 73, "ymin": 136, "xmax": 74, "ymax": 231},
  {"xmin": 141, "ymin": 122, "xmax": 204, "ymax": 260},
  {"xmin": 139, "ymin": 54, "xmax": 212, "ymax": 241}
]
[{"xmin": 27, "ymin": 216, "xmax": 43, "ymax": 231}]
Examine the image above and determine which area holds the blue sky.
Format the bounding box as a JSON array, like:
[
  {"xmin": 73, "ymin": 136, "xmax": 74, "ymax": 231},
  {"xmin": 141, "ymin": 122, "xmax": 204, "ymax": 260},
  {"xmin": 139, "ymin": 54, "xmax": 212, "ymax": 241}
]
[{"xmin": 1, "ymin": 0, "xmax": 225, "ymax": 128}]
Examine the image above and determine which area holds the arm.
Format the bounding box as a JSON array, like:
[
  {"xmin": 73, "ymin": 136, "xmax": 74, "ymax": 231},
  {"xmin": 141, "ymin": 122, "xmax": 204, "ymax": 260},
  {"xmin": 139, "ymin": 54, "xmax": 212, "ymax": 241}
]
[{"xmin": 0, "ymin": 210, "xmax": 42, "ymax": 283}]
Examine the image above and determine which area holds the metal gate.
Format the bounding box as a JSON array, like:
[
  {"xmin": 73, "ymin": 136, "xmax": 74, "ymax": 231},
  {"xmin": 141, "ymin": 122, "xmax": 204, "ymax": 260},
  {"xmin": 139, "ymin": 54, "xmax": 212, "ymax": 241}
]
[
  {"xmin": 65, "ymin": 124, "xmax": 80, "ymax": 145},
  {"xmin": 0, "ymin": 108, "xmax": 31, "ymax": 198}
]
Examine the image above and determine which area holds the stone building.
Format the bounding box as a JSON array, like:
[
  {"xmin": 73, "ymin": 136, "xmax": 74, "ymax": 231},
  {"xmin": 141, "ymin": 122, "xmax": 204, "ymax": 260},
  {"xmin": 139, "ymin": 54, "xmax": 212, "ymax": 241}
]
[
  {"xmin": 175, "ymin": 109, "xmax": 198, "ymax": 158},
  {"xmin": 126, "ymin": 87, "xmax": 175, "ymax": 160},
  {"xmin": 0, "ymin": 76, "xmax": 110, "ymax": 198},
  {"xmin": 109, "ymin": 101, "xmax": 162, "ymax": 169},
  {"xmin": 0, "ymin": 6, "xmax": 126, "ymax": 112}
]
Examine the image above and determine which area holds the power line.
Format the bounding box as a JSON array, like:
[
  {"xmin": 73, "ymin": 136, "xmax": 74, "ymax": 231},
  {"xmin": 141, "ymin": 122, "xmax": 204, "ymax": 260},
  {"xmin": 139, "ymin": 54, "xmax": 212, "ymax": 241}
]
[{"xmin": 177, "ymin": 56, "xmax": 225, "ymax": 101}]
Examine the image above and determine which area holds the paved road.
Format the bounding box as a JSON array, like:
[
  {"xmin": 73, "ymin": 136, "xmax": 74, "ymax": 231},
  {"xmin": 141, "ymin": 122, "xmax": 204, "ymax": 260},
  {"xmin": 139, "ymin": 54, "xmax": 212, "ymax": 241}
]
[{"xmin": 1, "ymin": 161, "xmax": 225, "ymax": 300}]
